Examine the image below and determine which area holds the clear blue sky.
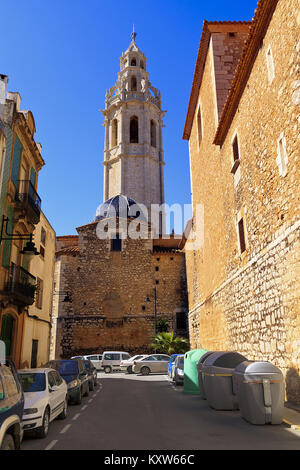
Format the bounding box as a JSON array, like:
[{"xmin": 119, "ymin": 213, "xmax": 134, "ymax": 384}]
[{"xmin": 1, "ymin": 0, "xmax": 258, "ymax": 235}]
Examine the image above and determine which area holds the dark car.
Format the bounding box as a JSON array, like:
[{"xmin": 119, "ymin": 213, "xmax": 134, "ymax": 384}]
[
  {"xmin": 0, "ymin": 359, "xmax": 24, "ymax": 450},
  {"xmin": 45, "ymin": 359, "xmax": 89, "ymax": 405},
  {"xmin": 83, "ymin": 360, "xmax": 97, "ymax": 391}
]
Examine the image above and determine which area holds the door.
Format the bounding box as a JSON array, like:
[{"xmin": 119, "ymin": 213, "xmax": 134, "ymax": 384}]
[
  {"xmin": 156, "ymin": 355, "xmax": 170, "ymax": 373},
  {"xmin": 0, "ymin": 314, "xmax": 15, "ymax": 357},
  {"xmin": 53, "ymin": 371, "xmax": 66, "ymax": 415},
  {"xmin": 31, "ymin": 340, "xmax": 38, "ymax": 368},
  {"xmin": 47, "ymin": 371, "xmax": 60, "ymax": 421}
]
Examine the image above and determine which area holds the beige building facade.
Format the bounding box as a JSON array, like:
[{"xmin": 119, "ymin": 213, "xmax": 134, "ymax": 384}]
[
  {"xmin": 20, "ymin": 212, "xmax": 56, "ymax": 368},
  {"xmin": 183, "ymin": 0, "xmax": 300, "ymax": 403}
]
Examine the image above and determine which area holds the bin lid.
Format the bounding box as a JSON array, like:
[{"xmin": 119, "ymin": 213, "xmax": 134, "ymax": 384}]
[
  {"xmin": 203, "ymin": 351, "xmax": 248, "ymax": 368},
  {"xmin": 234, "ymin": 361, "xmax": 283, "ymax": 382},
  {"xmin": 196, "ymin": 351, "xmax": 215, "ymax": 370}
]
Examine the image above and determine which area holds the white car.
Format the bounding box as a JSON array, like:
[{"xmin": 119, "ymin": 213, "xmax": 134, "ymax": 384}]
[
  {"xmin": 120, "ymin": 355, "xmax": 148, "ymax": 374},
  {"xmin": 71, "ymin": 354, "xmax": 103, "ymax": 371},
  {"xmin": 18, "ymin": 368, "xmax": 68, "ymax": 438}
]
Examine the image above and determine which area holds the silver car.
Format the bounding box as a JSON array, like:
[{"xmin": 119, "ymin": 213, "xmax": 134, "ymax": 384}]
[{"xmin": 133, "ymin": 354, "xmax": 170, "ymax": 375}]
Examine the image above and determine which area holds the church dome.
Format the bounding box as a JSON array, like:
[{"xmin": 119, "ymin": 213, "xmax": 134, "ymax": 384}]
[{"xmin": 94, "ymin": 194, "xmax": 147, "ymax": 222}]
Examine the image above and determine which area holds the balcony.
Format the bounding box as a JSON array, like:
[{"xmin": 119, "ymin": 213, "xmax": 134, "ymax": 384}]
[
  {"xmin": 1, "ymin": 263, "xmax": 37, "ymax": 307},
  {"xmin": 13, "ymin": 180, "xmax": 41, "ymax": 225}
]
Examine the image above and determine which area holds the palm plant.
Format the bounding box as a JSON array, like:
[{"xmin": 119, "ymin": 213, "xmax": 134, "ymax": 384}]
[{"xmin": 149, "ymin": 332, "xmax": 189, "ymax": 355}]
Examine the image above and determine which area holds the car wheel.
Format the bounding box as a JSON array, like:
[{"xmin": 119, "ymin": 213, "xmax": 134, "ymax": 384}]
[
  {"xmin": 74, "ymin": 387, "xmax": 82, "ymax": 405},
  {"xmin": 58, "ymin": 396, "xmax": 68, "ymax": 420},
  {"xmin": 141, "ymin": 366, "xmax": 150, "ymax": 376},
  {"xmin": 0, "ymin": 433, "xmax": 15, "ymax": 450},
  {"xmin": 84, "ymin": 383, "xmax": 89, "ymax": 397},
  {"xmin": 36, "ymin": 408, "xmax": 50, "ymax": 439},
  {"xmin": 104, "ymin": 366, "xmax": 111, "ymax": 374}
]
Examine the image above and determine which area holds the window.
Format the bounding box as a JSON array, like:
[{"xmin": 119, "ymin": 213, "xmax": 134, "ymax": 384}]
[
  {"xmin": 140, "ymin": 61, "xmax": 144, "ymax": 69},
  {"xmin": 176, "ymin": 312, "xmax": 187, "ymax": 330},
  {"xmin": 130, "ymin": 116, "xmax": 139, "ymax": 143},
  {"xmin": 238, "ymin": 218, "xmax": 246, "ymax": 254},
  {"xmin": 231, "ymin": 135, "xmax": 240, "ymax": 174},
  {"xmin": 155, "ymin": 280, "xmax": 159, "ymax": 285},
  {"xmin": 54, "ymin": 371, "xmax": 63, "ymax": 386},
  {"xmin": 266, "ymin": 46, "xmax": 275, "ymax": 84},
  {"xmin": 276, "ymin": 133, "xmax": 288, "ymax": 177},
  {"xmin": 111, "ymin": 234, "xmax": 122, "ymax": 252},
  {"xmin": 39, "ymin": 245, "xmax": 45, "ymax": 258},
  {"xmin": 36, "ymin": 278, "xmax": 43, "ymax": 309},
  {"xmin": 229, "ymin": 32, "xmax": 236, "ymax": 38},
  {"xmin": 48, "ymin": 372, "xmax": 56, "ymax": 388},
  {"xmin": 41, "ymin": 227, "xmax": 46, "ymax": 246},
  {"xmin": 111, "ymin": 119, "xmax": 118, "ymax": 147},
  {"xmin": 150, "ymin": 120, "xmax": 156, "ymax": 147},
  {"xmin": 2, "ymin": 366, "xmax": 18, "ymax": 398},
  {"xmin": 131, "ymin": 76, "xmax": 137, "ymax": 92},
  {"xmin": 122, "ymin": 354, "xmax": 130, "ymax": 360},
  {"xmin": 104, "ymin": 353, "xmax": 120, "ymax": 360},
  {"xmin": 131, "ymin": 58, "xmax": 136, "ymax": 66},
  {"xmin": 155, "ymin": 266, "xmax": 159, "ymax": 271},
  {"xmin": 197, "ymin": 106, "xmax": 202, "ymax": 146}
]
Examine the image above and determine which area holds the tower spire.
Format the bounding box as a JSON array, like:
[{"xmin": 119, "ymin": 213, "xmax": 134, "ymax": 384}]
[{"xmin": 130, "ymin": 24, "xmax": 137, "ymax": 42}]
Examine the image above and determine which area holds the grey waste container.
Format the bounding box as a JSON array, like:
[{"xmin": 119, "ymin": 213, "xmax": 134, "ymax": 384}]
[
  {"xmin": 233, "ymin": 361, "xmax": 284, "ymax": 425},
  {"xmin": 202, "ymin": 351, "xmax": 248, "ymax": 410},
  {"xmin": 196, "ymin": 351, "xmax": 215, "ymax": 399}
]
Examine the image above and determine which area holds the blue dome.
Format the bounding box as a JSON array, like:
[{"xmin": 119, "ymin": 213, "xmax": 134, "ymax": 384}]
[{"xmin": 94, "ymin": 194, "xmax": 147, "ymax": 221}]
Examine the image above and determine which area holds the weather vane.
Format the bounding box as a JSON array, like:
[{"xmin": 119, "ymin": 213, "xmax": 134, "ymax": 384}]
[{"xmin": 131, "ymin": 24, "xmax": 137, "ymax": 42}]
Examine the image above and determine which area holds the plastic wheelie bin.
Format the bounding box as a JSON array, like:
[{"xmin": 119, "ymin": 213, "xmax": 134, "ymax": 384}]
[
  {"xmin": 202, "ymin": 351, "xmax": 248, "ymax": 410},
  {"xmin": 196, "ymin": 351, "xmax": 216, "ymax": 399},
  {"xmin": 184, "ymin": 349, "xmax": 208, "ymax": 394},
  {"xmin": 233, "ymin": 361, "xmax": 284, "ymax": 425}
]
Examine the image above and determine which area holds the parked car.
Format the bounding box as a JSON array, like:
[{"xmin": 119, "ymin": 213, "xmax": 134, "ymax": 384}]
[
  {"xmin": 45, "ymin": 359, "xmax": 89, "ymax": 405},
  {"xmin": 101, "ymin": 351, "xmax": 131, "ymax": 373},
  {"xmin": 133, "ymin": 354, "xmax": 170, "ymax": 375},
  {"xmin": 71, "ymin": 354, "xmax": 103, "ymax": 371},
  {"xmin": 168, "ymin": 354, "xmax": 181, "ymax": 378},
  {"xmin": 0, "ymin": 359, "xmax": 24, "ymax": 450},
  {"xmin": 83, "ymin": 360, "xmax": 97, "ymax": 390},
  {"xmin": 84, "ymin": 354, "xmax": 103, "ymax": 371},
  {"xmin": 120, "ymin": 355, "xmax": 148, "ymax": 374},
  {"xmin": 172, "ymin": 355, "xmax": 184, "ymax": 385},
  {"xmin": 18, "ymin": 368, "xmax": 68, "ymax": 438}
]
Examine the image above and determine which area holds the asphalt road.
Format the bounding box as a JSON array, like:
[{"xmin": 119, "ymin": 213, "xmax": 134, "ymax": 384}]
[{"xmin": 21, "ymin": 372, "xmax": 300, "ymax": 451}]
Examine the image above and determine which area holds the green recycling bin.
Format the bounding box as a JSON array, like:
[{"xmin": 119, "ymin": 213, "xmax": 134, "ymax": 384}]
[{"xmin": 184, "ymin": 349, "xmax": 208, "ymax": 394}]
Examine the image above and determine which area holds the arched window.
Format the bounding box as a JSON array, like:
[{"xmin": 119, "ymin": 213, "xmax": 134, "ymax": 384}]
[
  {"xmin": 131, "ymin": 76, "xmax": 137, "ymax": 92},
  {"xmin": 140, "ymin": 61, "xmax": 144, "ymax": 69},
  {"xmin": 130, "ymin": 116, "xmax": 139, "ymax": 143},
  {"xmin": 111, "ymin": 119, "xmax": 118, "ymax": 147},
  {"xmin": 150, "ymin": 120, "xmax": 156, "ymax": 147},
  {"xmin": 131, "ymin": 58, "xmax": 136, "ymax": 66}
]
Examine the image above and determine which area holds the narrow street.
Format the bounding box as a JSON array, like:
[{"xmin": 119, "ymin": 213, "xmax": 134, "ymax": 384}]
[{"xmin": 21, "ymin": 373, "xmax": 300, "ymax": 451}]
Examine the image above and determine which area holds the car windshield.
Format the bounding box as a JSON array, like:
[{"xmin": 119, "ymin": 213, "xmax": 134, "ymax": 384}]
[
  {"xmin": 19, "ymin": 373, "xmax": 46, "ymax": 392},
  {"xmin": 52, "ymin": 361, "xmax": 79, "ymax": 376}
]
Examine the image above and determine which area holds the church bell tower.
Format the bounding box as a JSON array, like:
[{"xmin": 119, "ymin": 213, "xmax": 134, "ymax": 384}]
[{"xmin": 101, "ymin": 29, "xmax": 166, "ymax": 225}]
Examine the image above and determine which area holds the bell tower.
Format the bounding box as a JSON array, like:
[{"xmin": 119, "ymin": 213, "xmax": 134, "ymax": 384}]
[{"xmin": 101, "ymin": 29, "xmax": 166, "ymax": 226}]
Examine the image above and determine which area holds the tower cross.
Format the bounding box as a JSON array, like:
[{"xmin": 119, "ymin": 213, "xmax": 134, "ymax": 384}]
[{"xmin": 131, "ymin": 24, "xmax": 137, "ymax": 42}]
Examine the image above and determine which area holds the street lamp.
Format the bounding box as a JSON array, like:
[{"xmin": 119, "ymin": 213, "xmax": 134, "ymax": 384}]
[
  {"xmin": 145, "ymin": 286, "xmax": 157, "ymax": 335},
  {"xmin": 0, "ymin": 215, "xmax": 40, "ymax": 259},
  {"xmin": 53, "ymin": 290, "xmax": 72, "ymax": 303}
]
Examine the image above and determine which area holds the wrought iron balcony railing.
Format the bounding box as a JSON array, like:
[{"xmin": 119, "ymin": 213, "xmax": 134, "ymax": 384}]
[
  {"xmin": 15, "ymin": 180, "xmax": 41, "ymax": 219},
  {"xmin": 4, "ymin": 263, "xmax": 36, "ymax": 305}
]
